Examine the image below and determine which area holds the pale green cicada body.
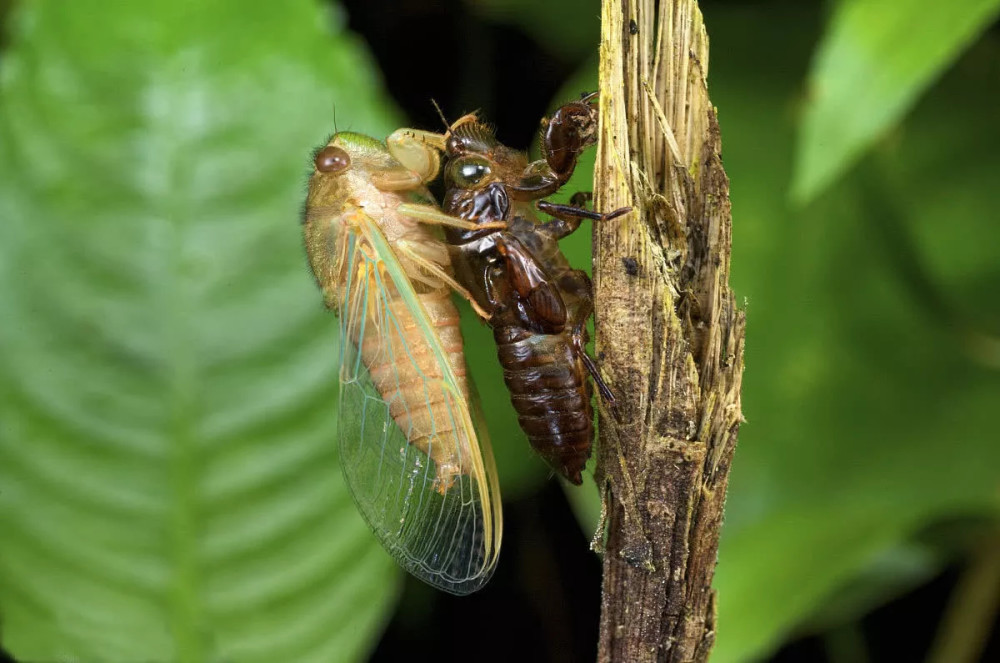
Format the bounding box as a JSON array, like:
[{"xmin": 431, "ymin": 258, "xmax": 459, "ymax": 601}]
[{"xmin": 302, "ymin": 130, "xmax": 502, "ymax": 595}]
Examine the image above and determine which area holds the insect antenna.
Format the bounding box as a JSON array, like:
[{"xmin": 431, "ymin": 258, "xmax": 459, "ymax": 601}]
[{"xmin": 430, "ymin": 98, "xmax": 450, "ymax": 131}]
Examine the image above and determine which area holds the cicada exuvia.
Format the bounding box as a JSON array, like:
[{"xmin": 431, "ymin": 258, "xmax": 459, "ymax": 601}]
[
  {"xmin": 302, "ymin": 130, "xmax": 503, "ymax": 594},
  {"xmin": 433, "ymin": 95, "xmax": 626, "ymax": 484}
]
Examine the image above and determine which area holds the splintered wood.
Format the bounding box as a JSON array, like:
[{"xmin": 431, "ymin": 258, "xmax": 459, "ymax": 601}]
[{"xmin": 592, "ymin": 1, "xmax": 745, "ymax": 661}]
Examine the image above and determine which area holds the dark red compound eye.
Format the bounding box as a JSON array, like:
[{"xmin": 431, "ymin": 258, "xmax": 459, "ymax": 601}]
[{"xmin": 315, "ymin": 145, "xmax": 351, "ymax": 173}]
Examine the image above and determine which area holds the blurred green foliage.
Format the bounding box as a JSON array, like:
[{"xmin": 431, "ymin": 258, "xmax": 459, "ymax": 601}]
[
  {"xmin": 793, "ymin": 0, "xmax": 1000, "ymax": 202},
  {"xmin": 0, "ymin": 1, "xmax": 404, "ymax": 661},
  {"xmin": 0, "ymin": 1, "xmax": 998, "ymax": 662}
]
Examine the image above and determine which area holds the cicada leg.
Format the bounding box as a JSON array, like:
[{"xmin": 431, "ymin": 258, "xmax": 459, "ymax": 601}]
[
  {"xmin": 508, "ymin": 94, "xmax": 602, "ymax": 200},
  {"xmin": 535, "ymin": 199, "xmax": 630, "ymax": 241},
  {"xmin": 398, "ymin": 203, "xmax": 506, "ymax": 232},
  {"xmin": 395, "ymin": 239, "xmax": 492, "ymax": 320},
  {"xmin": 367, "ymin": 167, "xmax": 426, "ymax": 192},
  {"xmin": 540, "ymin": 93, "xmax": 600, "ymax": 174},
  {"xmin": 388, "ymin": 127, "xmax": 447, "ymax": 153},
  {"xmin": 386, "ymin": 128, "xmax": 447, "ymax": 183},
  {"xmin": 556, "ymin": 268, "xmax": 618, "ymax": 410},
  {"xmin": 580, "ymin": 347, "xmax": 617, "ymax": 408},
  {"xmin": 310, "ymin": 210, "xmax": 371, "ymax": 312}
]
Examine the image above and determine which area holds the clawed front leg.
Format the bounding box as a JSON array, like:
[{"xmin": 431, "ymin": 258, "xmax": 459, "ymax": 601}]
[
  {"xmin": 508, "ymin": 93, "xmax": 602, "ymax": 200},
  {"xmin": 540, "ymin": 92, "xmax": 600, "ymax": 176},
  {"xmin": 385, "ymin": 128, "xmax": 447, "ymax": 183}
]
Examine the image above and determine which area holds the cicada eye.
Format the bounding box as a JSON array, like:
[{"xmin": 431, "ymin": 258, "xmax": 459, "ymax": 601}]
[
  {"xmin": 450, "ymin": 158, "xmax": 492, "ymax": 188},
  {"xmin": 315, "ymin": 145, "xmax": 351, "ymax": 174}
]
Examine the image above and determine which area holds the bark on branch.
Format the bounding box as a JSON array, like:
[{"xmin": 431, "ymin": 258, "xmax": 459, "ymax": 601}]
[{"xmin": 592, "ymin": 1, "xmax": 745, "ymax": 661}]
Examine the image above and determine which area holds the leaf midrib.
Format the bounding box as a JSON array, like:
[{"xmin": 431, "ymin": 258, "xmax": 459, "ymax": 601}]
[{"xmin": 154, "ymin": 73, "xmax": 205, "ymax": 660}]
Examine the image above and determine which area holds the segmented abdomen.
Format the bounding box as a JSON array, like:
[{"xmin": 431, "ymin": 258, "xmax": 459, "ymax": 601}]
[
  {"xmin": 360, "ymin": 288, "xmax": 473, "ymax": 482},
  {"xmin": 494, "ymin": 324, "xmax": 592, "ymax": 484}
]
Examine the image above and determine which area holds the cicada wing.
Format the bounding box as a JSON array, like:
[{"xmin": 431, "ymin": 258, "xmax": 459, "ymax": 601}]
[{"xmin": 336, "ymin": 217, "xmax": 501, "ymax": 595}]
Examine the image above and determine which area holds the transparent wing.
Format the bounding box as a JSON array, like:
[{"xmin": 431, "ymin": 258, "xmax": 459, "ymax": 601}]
[{"xmin": 336, "ymin": 214, "xmax": 501, "ymax": 595}]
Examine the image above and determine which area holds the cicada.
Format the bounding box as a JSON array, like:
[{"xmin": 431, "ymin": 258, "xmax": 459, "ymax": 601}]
[
  {"xmin": 302, "ymin": 130, "xmax": 503, "ymax": 594},
  {"xmin": 413, "ymin": 95, "xmax": 627, "ymax": 484}
]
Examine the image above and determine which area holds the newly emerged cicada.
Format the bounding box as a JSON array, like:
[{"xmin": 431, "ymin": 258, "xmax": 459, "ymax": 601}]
[{"xmin": 302, "ymin": 130, "xmax": 503, "ymax": 594}]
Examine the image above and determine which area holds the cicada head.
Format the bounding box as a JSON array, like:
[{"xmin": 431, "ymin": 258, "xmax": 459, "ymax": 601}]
[
  {"xmin": 303, "ymin": 132, "xmax": 404, "ymax": 310},
  {"xmin": 307, "ymin": 132, "xmax": 400, "ymax": 207}
]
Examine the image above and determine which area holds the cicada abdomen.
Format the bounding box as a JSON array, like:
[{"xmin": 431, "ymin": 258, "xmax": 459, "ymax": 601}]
[
  {"xmin": 351, "ymin": 266, "xmax": 474, "ymax": 484},
  {"xmin": 490, "ymin": 287, "xmax": 595, "ymax": 485},
  {"xmin": 303, "ymin": 130, "xmax": 502, "ymax": 594}
]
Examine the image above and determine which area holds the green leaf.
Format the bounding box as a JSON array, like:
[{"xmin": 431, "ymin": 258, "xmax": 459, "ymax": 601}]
[
  {"xmin": 797, "ymin": 540, "xmax": 942, "ymax": 632},
  {"xmin": 0, "ymin": 2, "xmax": 405, "ymax": 661},
  {"xmin": 792, "ymin": 0, "xmax": 1000, "ymax": 203},
  {"xmin": 553, "ymin": 6, "xmax": 1000, "ymax": 661}
]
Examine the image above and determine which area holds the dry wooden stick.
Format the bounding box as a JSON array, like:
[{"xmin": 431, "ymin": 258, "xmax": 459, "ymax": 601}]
[{"xmin": 592, "ymin": 1, "xmax": 745, "ymax": 661}]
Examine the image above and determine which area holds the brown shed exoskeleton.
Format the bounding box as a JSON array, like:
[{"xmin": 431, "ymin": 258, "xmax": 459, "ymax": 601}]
[{"xmin": 429, "ymin": 96, "xmax": 627, "ymax": 484}]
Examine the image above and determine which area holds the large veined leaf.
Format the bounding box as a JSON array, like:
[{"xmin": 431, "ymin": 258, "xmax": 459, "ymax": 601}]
[
  {"xmin": 0, "ymin": 2, "xmax": 405, "ymax": 661},
  {"xmin": 557, "ymin": 5, "xmax": 1000, "ymax": 661},
  {"xmin": 792, "ymin": 0, "xmax": 1000, "ymax": 203}
]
